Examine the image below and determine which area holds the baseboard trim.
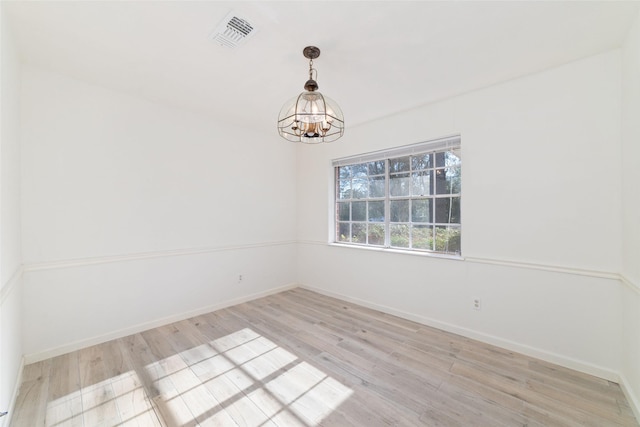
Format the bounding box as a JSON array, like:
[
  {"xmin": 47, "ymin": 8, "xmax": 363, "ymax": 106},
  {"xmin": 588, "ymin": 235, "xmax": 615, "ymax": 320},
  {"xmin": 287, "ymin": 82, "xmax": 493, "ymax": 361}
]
[
  {"xmin": 620, "ymin": 373, "xmax": 640, "ymax": 423},
  {"xmin": 300, "ymin": 284, "xmax": 620, "ymax": 383},
  {"xmin": 23, "ymin": 283, "xmax": 298, "ymax": 364},
  {"xmin": 1, "ymin": 356, "xmax": 24, "ymax": 427}
]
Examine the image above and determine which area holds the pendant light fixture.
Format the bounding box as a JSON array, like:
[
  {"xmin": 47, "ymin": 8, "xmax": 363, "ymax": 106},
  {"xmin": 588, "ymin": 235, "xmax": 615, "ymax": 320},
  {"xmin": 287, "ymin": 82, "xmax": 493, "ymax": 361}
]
[{"xmin": 277, "ymin": 46, "xmax": 344, "ymax": 143}]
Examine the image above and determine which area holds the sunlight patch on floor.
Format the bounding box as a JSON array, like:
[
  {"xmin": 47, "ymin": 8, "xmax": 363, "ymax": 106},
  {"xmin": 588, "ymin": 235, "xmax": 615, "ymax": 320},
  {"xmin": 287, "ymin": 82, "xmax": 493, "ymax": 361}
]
[
  {"xmin": 153, "ymin": 327, "xmax": 353, "ymax": 426},
  {"xmin": 46, "ymin": 370, "xmax": 161, "ymax": 427},
  {"xmin": 45, "ymin": 327, "xmax": 353, "ymax": 426}
]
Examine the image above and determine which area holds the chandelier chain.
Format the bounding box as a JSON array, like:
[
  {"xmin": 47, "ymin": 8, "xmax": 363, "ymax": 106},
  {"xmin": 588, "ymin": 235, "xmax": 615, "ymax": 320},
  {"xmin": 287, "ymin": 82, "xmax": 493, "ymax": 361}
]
[{"xmin": 308, "ymin": 59, "xmax": 316, "ymax": 81}]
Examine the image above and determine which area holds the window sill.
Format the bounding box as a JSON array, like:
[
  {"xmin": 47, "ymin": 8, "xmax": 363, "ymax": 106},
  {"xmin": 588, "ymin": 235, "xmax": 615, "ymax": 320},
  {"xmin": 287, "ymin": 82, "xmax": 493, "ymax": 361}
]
[{"xmin": 328, "ymin": 242, "xmax": 464, "ymax": 261}]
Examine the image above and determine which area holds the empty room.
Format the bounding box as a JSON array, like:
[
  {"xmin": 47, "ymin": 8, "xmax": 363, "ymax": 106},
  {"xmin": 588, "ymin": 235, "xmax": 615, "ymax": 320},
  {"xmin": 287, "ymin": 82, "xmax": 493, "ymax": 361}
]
[{"xmin": 1, "ymin": 1, "xmax": 639, "ymax": 426}]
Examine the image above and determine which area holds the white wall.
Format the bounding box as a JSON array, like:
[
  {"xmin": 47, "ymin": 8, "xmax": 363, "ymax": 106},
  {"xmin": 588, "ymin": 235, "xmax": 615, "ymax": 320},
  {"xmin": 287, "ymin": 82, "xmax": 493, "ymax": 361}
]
[
  {"xmin": 0, "ymin": 5, "xmax": 23, "ymax": 425},
  {"xmin": 20, "ymin": 66, "xmax": 298, "ymax": 359},
  {"xmin": 297, "ymin": 50, "xmax": 624, "ymax": 380},
  {"xmin": 621, "ymin": 7, "xmax": 640, "ymax": 419}
]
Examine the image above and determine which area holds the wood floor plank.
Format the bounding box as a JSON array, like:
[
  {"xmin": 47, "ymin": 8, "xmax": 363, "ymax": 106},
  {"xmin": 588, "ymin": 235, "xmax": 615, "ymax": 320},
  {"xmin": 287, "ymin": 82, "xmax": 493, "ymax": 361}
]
[
  {"xmin": 120, "ymin": 333, "xmax": 189, "ymax": 427},
  {"xmin": 45, "ymin": 352, "xmax": 82, "ymax": 427},
  {"xmin": 110, "ymin": 369, "xmax": 162, "ymax": 427},
  {"xmin": 77, "ymin": 343, "xmax": 123, "ymax": 427},
  {"xmin": 100, "ymin": 336, "xmax": 162, "ymax": 427},
  {"xmin": 10, "ymin": 360, "xmax": 51, "ymax": 427},
  {"xmin": 10, "ymin": 288, "xmax": 639, "ymax": 427}
]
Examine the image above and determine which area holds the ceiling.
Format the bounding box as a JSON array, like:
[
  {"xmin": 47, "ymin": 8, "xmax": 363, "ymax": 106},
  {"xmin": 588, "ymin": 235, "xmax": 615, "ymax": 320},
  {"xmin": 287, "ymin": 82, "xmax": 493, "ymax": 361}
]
[{"xmin": 5, "ymin": 1, "xmax": 639, "ymax": 134}]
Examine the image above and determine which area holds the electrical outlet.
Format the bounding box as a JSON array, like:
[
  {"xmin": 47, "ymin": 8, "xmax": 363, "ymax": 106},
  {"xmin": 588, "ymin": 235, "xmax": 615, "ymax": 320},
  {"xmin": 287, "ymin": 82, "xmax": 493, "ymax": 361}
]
[
  {"xmin": 473, "ymin": 298, "xmax": 482, "ymax": 310},
  {"xmin": 238, "ymin": 274, "xmax": 243, "ymax": 283}
]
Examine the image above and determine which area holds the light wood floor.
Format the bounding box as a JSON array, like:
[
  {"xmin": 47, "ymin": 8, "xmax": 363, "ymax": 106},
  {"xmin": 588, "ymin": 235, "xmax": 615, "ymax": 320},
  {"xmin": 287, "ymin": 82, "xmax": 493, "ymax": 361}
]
[{"xmin": 10, "ymin": 288, "xmax": 639, "ymax": 427}]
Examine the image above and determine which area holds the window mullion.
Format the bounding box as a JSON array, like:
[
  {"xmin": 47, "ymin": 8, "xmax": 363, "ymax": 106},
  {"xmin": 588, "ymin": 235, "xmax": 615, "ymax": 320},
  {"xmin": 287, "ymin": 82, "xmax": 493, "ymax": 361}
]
[
  {"xmin": 431, "ymin": 166, "xmax": 436, "ymax": 251},
  {"xmin": 384, "ymin": 159, "xmax": 390, "ymax": 247},
  {"xmin": 409, "ymin": 160, "xmax": 413, "ymax": 249}
]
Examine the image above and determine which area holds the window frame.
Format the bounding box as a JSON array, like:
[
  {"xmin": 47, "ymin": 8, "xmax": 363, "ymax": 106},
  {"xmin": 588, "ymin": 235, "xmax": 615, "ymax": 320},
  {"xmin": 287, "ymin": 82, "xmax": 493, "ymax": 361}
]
[{"xmin": 332, "ymin": 136, "xmax": 461, "ymax": 257}]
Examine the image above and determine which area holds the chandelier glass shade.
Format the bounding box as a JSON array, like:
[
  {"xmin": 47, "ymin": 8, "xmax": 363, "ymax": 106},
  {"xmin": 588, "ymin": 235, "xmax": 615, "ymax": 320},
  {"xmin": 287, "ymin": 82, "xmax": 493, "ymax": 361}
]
[{"xmin": 277, "ymin": 46, "xmax": 344, "ymax": 143}]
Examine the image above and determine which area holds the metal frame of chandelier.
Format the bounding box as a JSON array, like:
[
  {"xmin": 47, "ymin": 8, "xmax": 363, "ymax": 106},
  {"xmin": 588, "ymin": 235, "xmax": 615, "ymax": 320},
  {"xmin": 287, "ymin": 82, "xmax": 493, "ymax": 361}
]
[{"xmin": 277, "ymin": 46, "xmax": 344, "ymax": 143}]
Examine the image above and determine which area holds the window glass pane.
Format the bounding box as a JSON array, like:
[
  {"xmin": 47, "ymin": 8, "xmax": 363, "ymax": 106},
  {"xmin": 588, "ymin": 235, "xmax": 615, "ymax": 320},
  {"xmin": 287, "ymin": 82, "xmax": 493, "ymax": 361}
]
[
  {"xmin": 338, "ymin": 166, "xmax": 351, "ymax": 180},
  {"xmin": 338, "ymin": 202, "xmax": 350, "ymax": 221},
  {"xmin": 412, "ymin": 171, "xmax": 432, "ymax": 196},
  {"xmin": 446, "ymin": 150, "xmax": 461, "ymax": 167},
  {"xmin": 338, "ymin": 180, "xmax": 351, "ymax": 199},
  {"xmin": 352, "ymin": 163, "xmax": 367, "ymax": 178},
  {"xmin": 434, "ymin": 169, "xmax": 445, "ymax": 194},
  {"xmin": 412, "ymin": 225, "xmax": 433, "ymax": 250},
  {"xmin": 450, "ymin": 197, "xmax": 460, "ymax": 223},
  {"xmin": 390, "ymin": 173, "xmax": 410, "ymax": 197},
  {"xmin": 435, "ymin": 150, "xmax": 461, "ymax": 168},
  {"xmin": 435, "ymin": 197, "xmax": 449, "ymax": 223},
  {"xmin": 338, "ymin": 223, "xmax": 350, "ymax": 242},
  {"xmin": 368, "ymin": 224, "xmax": 385, "ymax": 246},
  {"xmin": 352, "ymin": 201, "xmax": 366, "ymax": 221},
  {"xmin": 368, "ymin": 201, "xmax": 385, "ymax": 222},
  {"xmin": 435, "ymin": 197, "xmax": 461, "ymax": 224},
  {"xmin": 435, "ymin": 167, "xmax": 461, "ymax": 194},
  {"xmin": 352, "ymin": 178, "xmax": 368, "ymax": 199},
  {"xmin": 352, "ymin": 223, "xmax": 366, "ymax": 244},
  {"xmin": 390, "ymin": 200, "xmax": 409, "ymax": 222},
  {"xmin": 411, "ymin": 153, "xmax": 431, "ymax": 170},
  {"xmin": 390, "ymin": 156, "xmax": 411, "ymax": 173},
  {"xmin": 449, "ymin": 167, "xmax": 462, "ymax": 194},
  {"xmin": 368, "ymin": 161, "xmax": 385, "ymax": 175},
  {"xmin": 390, "ymin": 224, "xmax": 410, "ymax": 248},
  {"xmin": 369, "ymin": 176, "xmax": 385, "ymax": 198},
  {"xmin": 411, "ymin": 199, "xmax": 431, "ymax": 223},
  {"xmin": 435, "ymin": 226, "xmax": 461, "ymax": 253}
]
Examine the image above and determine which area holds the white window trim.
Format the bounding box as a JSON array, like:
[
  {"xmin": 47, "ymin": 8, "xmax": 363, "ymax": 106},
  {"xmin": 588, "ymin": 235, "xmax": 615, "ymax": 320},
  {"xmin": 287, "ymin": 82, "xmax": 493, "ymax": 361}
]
[
  {"xmin": 331, "ymin": 135, "xmax": 462, "ymax": 257},
  {"xmin": 328, "ymin": 241, "xmax": 465, "ymax": 261},
  {"xmin": 332, "ymin": 135, "xmax": 460, "ymax": 167}
]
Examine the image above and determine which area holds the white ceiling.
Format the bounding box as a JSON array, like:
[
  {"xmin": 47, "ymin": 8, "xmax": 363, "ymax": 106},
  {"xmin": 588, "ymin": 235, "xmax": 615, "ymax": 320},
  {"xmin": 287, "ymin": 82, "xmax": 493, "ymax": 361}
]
[{"xmin": 5, "ymin": 1, "xmax": 639, "ymax": 134}]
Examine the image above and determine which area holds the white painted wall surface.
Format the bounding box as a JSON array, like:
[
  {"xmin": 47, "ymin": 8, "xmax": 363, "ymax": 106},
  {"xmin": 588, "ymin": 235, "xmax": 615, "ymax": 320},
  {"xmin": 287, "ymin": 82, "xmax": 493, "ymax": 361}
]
[
  {"xmin": 621, "ymin": 7, "xmax": 640, "ymax": 419},
  {"xmin": 21, "ymin": 67, "xmax": 296, "ymax": 263},
  {"xmin": 20, "ymin": 66, "xmax": 298, "ymax": 358},
  {"xmin": 22, "ymin": 243, "xmax": 297, "ymax": 360},
  {"xmin": 1, "ymin": 15, "xmax": 21, "ymax": 284},
  {"xmin": 0, "ymin": 281, "xmax": 21, "ymax": 426},
  {"xmin": 0, "ymin": 6, "xmax": 23, "ymax": 425},
  {"xmin": 297, "ymin": 50, "xmax": 624, "ymax": 379}
]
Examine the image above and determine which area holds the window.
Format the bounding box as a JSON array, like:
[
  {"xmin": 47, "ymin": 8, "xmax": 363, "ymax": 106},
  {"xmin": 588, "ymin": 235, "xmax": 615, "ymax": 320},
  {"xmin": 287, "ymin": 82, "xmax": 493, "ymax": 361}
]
[{"xmin": 334, "ymin": 136, "xmax": 461, "ymax": 255}]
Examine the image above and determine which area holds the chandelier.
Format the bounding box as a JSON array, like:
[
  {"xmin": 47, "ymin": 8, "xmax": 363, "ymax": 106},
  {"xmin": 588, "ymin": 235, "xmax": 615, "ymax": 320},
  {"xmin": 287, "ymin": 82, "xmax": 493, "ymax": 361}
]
[{"xmin": 277, "ymin": 46, "xmax": 344, "ymax": 143}]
